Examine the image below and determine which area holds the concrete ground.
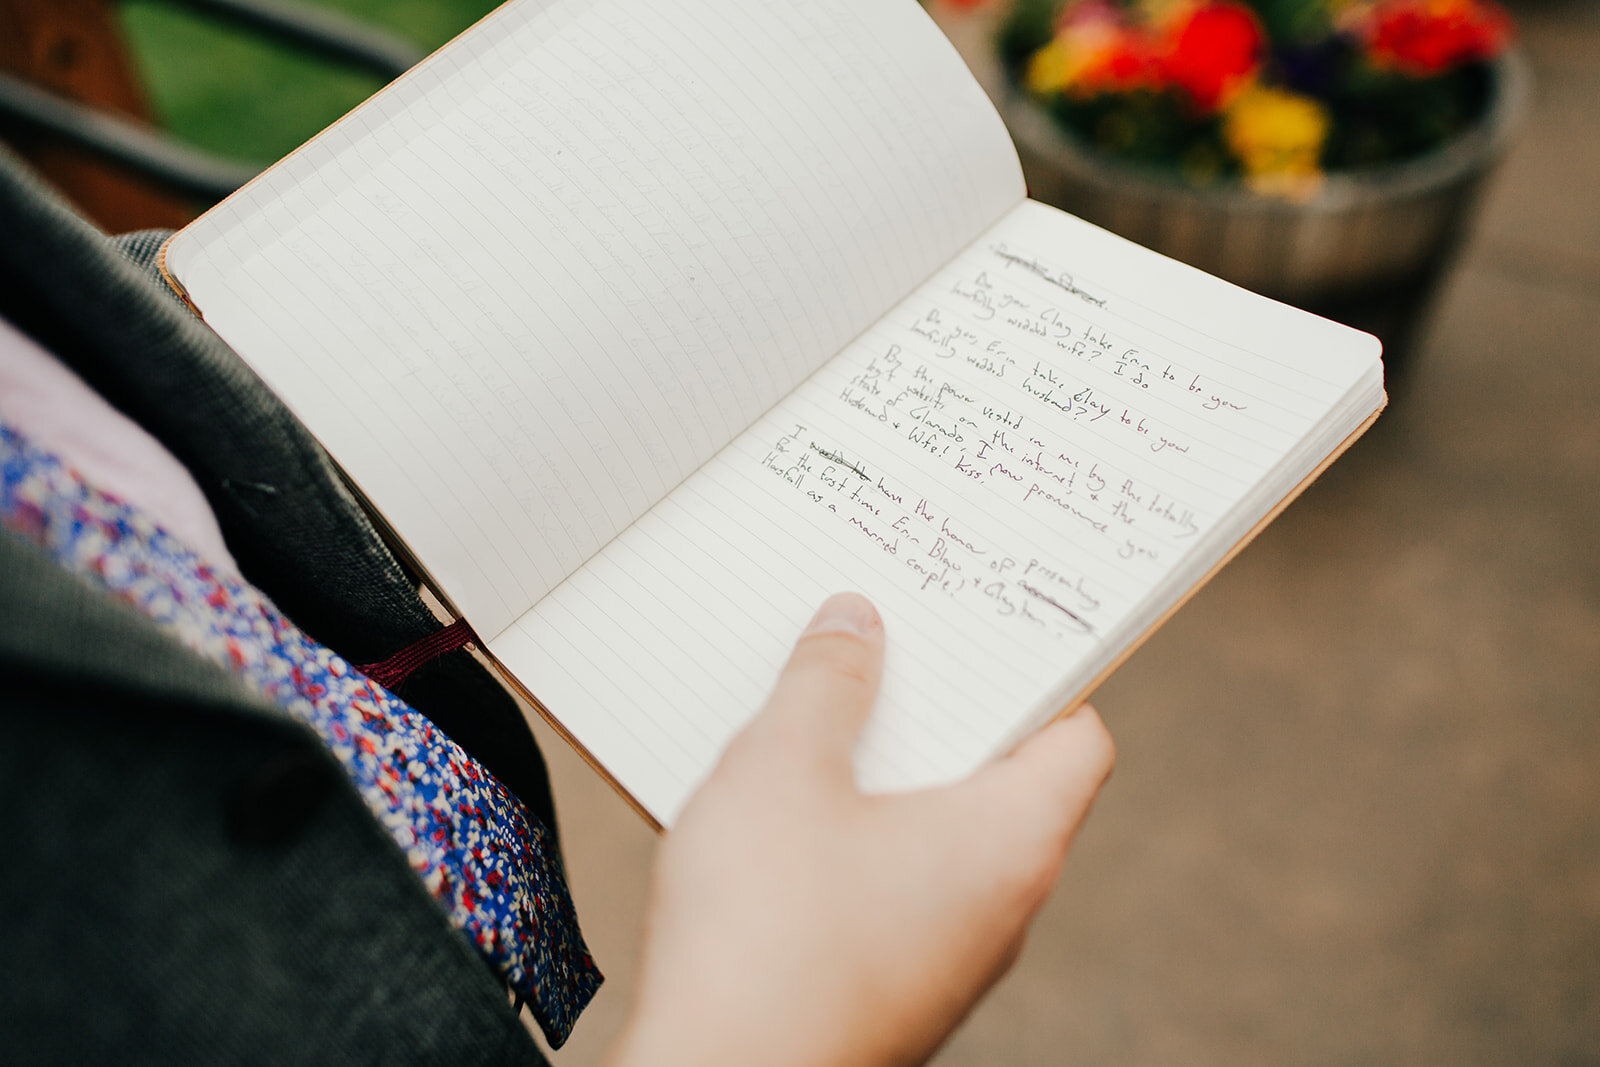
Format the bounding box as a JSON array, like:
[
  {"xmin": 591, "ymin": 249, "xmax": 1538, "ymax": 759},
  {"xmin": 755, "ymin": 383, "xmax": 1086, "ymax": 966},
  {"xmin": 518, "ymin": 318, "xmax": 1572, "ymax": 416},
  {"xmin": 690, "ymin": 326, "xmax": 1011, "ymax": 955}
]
[{"xmin": 531, "ymin": 2, "xmax": 1600, "ymax": 1062}]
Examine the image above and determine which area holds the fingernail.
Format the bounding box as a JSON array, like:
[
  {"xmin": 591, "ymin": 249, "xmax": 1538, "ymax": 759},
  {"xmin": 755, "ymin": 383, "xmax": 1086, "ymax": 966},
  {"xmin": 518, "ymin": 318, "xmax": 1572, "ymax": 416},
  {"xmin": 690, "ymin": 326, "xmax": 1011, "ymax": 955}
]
[{"xmin": 804, "ymin": 593, "xmax": 880, "ymax": 638}]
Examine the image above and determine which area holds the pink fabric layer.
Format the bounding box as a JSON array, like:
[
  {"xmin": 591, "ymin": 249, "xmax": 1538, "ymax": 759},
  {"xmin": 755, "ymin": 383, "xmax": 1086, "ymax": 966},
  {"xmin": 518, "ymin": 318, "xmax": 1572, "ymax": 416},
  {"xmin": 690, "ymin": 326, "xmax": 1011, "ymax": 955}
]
[{"xmin": 0, "ymin": 313, "xmax": 238, "ymax": 574}]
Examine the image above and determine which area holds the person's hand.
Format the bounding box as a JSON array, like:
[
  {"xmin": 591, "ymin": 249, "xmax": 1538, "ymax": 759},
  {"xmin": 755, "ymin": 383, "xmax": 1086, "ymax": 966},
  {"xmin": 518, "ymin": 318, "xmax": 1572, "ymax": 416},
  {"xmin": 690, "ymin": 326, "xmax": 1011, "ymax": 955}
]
[{"xmin": 606, "ymin": 593, "xmax": 1114, "ymax": 1067}]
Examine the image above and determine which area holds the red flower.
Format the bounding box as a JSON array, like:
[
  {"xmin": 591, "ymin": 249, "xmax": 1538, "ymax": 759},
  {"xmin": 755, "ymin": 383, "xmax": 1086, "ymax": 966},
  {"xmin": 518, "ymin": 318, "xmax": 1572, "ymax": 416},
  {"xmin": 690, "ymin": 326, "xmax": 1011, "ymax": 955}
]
[
  {"xmin": 1027, "ymin": 1, "xmax": 1159, "ymax": 98},
  {"xmin": 1082, "ymin": 31, "xmax": 1156, "ymax": 93},
  {"xmin": 1159, "ymin": 0, "xmax": 1265, "ymax": 111},
  {"xmin": 1363, "ymin": 0, "xmax": 1513, "ymax": 76}
]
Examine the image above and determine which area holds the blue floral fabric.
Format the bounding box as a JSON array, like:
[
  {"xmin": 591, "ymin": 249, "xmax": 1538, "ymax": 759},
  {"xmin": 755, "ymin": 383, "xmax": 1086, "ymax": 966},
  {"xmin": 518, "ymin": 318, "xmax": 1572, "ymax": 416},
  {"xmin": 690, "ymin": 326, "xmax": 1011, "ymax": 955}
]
[{"xmin": 0, "ymin": 421, "xmax": 600, "ymax": 1045}]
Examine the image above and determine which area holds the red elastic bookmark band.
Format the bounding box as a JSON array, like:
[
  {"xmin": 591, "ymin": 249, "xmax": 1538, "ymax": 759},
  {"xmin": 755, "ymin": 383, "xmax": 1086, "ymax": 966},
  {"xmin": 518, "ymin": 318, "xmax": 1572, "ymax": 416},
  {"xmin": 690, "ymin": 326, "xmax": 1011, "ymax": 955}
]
[{"xmin": 357, "ymin": 618, "xmax": 478, "ymax": 692}]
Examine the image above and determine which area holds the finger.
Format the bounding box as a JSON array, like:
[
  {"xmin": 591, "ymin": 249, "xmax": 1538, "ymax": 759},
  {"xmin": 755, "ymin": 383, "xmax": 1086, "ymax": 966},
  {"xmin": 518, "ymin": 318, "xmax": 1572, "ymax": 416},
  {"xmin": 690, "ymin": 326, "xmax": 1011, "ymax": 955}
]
[
  {"xmin": 968, "ymin": 703, "xmax": 1115, "ymax": 846},
  {"xmin": 746, "ymin": 592, "xmax": 885, "ymax": 778}
]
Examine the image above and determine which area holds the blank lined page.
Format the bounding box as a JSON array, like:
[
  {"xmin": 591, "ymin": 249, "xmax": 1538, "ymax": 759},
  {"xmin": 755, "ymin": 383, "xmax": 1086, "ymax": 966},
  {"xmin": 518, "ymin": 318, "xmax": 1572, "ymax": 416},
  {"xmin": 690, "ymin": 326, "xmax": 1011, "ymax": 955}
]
[
  {"xmin": 167, "ymin": 0, "xmax": 1021, "ymax": 637},
  {"xmin": 493, "ymin": 199, "xmax": 1381, "ymax": 825}
]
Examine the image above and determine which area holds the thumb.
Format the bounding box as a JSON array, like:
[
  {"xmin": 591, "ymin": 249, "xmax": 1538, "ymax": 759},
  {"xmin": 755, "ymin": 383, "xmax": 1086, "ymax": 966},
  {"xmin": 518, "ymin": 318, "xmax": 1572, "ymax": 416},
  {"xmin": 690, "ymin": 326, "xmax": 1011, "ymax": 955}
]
[
  {"xmin": 967, "ymin": 703, "xmax": 1115, "ymax": 851},
  {"xmin": 737, "ymin": 593, "xmax": 885, "ymax": 783}
]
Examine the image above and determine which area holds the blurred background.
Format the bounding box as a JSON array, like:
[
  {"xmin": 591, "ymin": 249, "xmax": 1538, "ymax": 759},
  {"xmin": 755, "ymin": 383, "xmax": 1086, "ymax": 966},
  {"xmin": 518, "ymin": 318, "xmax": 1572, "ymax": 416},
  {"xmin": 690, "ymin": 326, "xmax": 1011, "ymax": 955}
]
[{"xmin": 2, "ymin": 0, "xmax": 1593, "ymax": 1061}]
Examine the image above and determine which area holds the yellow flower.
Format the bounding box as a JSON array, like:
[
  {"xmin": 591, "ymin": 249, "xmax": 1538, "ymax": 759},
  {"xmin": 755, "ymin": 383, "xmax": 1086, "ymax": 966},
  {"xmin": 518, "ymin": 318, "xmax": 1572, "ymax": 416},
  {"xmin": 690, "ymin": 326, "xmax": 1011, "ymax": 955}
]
[
  {"xmin": 1025, "ymin": 15, "xmax": 1153, "ymax": 99},
  {"xmin": 1223, "ymin": 85, "xmax": 1330, "ymax": 196},
  {"xmin": 1026, "ymin": 35, "xmax": 1079, "ymax": 94}
]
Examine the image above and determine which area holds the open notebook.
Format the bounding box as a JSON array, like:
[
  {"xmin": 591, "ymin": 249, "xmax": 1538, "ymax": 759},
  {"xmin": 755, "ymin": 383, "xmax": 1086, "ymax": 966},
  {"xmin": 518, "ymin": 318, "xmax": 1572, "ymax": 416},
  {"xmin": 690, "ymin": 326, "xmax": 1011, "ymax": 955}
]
[{"xmin": 160, "ymin": 0, "xmax": 1384, "ymax": 827}]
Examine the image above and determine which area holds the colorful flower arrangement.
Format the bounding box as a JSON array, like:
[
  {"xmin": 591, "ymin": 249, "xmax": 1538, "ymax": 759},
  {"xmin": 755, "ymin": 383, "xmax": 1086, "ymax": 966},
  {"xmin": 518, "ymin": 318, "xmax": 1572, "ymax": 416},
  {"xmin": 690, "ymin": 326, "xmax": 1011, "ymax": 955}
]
[{"xmin": 988, "ymin": 0, "xmax": 1514, "ymax": 195}]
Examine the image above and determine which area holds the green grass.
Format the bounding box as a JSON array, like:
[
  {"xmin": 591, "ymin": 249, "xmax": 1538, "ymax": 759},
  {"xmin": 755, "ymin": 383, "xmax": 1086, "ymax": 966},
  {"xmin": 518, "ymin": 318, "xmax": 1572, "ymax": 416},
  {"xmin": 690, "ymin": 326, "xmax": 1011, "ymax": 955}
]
[{"xmin": 119, "ymin": 0, "xmax": 500, "ymax": 166}]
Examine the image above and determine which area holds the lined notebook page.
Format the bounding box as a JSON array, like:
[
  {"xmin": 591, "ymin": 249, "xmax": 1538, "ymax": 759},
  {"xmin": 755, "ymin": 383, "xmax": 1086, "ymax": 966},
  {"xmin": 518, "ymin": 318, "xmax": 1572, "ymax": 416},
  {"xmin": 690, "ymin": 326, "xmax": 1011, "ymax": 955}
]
[
  {"xmin": 494, "ymin": 200, "xmax": 1382, "ymax": 825},
  {"xmin": 166, "ymin": 0, "xmax": 1021, "ymax": 637}
]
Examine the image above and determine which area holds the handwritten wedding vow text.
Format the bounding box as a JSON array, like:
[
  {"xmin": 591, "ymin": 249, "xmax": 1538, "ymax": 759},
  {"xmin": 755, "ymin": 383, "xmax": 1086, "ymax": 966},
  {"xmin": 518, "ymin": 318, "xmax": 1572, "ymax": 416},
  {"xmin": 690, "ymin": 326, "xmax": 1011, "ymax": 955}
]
[{"xmin": 748, "ymin": 234, "xmax": 1291, "ymax": 648}]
